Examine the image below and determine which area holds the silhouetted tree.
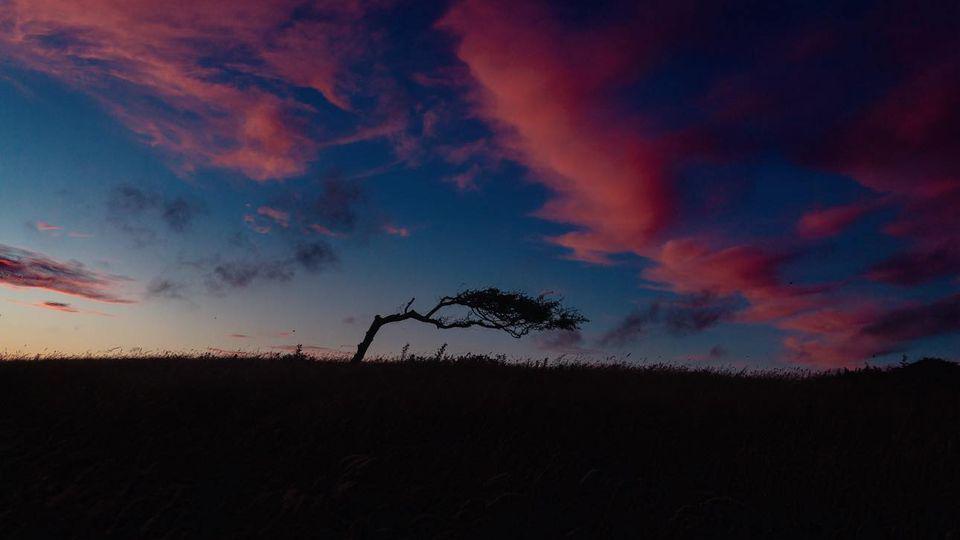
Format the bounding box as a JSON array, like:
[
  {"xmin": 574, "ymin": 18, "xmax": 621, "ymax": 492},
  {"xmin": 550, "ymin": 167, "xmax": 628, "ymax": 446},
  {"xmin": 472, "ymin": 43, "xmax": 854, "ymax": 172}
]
[{"xmin": 350, "ymin": 288, "xmax": 587, "ymax": 363}]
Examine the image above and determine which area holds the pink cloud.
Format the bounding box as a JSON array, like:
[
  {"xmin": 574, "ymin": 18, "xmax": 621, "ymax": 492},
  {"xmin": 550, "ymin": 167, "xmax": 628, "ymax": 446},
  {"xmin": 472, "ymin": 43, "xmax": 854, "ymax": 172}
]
[
  {"xmin": 445, "ymin": 164, "xmax": 481, "ymax": 191},
  {"xmin": 257, "ymin": 206, "xmax": 291, "ymax": 228},
  {"xmin": 644, "ymin": 239, "xmax": 786, "ymax": 299},
  {"xmin": 439, "ymin": 0, "xmax": 696, "ymax": 264},
  {"xmin": 243, "ymin": 214, "xmax": 271, "ymax": 235},
  {"xmin": 383, "ymin": 224, "xmax": 410, "ymax": 237},
  {"xmin": 796, "ymin": 199, "xmax": 884, "ymax": 239},
  {"xmin": 308, "ymin": 224, "xmax": 341, "ymax": 237},
  {"xmin": 642, "ymin": 238, "xmax": 828, "ymax": 324},
  {"xmin": 1, "ymin": 243, "xmax": 133, "ymax": 304},
  {"xmin": 636, "ymin": 238, "xmax": 957, "ymax": 367},
  {"xmin": 0, "ymin": 0, "xmax": 396, "ymax": 181},
  {"xmin": 782, "ymin": 295, "xmax": 960, "ymax": 367},
  {"xmin": 33, "ymin": 221, "xmax": 63, "ymax": 232}
]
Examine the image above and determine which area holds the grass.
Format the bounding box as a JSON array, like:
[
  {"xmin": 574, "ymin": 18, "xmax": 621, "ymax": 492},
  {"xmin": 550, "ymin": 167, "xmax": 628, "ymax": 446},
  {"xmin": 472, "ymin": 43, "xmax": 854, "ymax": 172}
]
[{"xmin": 1, "ymin": 353, "xmax": 958, "ymax": 538}]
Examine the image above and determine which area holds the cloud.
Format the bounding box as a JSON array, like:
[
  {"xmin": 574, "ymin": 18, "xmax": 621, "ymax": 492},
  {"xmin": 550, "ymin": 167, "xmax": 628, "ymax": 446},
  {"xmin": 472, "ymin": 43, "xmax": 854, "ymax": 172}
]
[
  {"xmin": 861, "ymin": 294, "xmax": 960, "ymax": 344},
  {"xmin": 294, "ymin": 242, "xmax": 338, "ymax": 273},
  {"xmin": 28, "ymin": 221, "xmax": 92, "ymax": 239},
  {"xmin": 243, "ymin": 214, "xmax": 273, "ymax": 235},
  {"xmin": 597, "ymin": 304, "xmax": 660, "ymax": 348},
  {"xmin": 597, "ymin": 293, "xmax": 737, "ymax": 348},
  {"xmin": 5, "ymin": 298, "xmax": 114, "ymax": 317},
  {"xmin": 207, "ymin": 260, "xmax": 294, "ymax": 292},
  {"xmin": 796, "ymin": 200, "xmax": 882, "ymax": 239},
  {"xmin": 203, "ymin": 241, "xmax": 338, "ymax": 293},
  {"xmin": 109, "ymin": 185, "xmax": 159, "ymax": 214},
  {"xmin": 309, "ymin": 175, "xmax": 364, "ymax": 232},
  {"xmin": 867, "ymin": 243, "xmax": 960, "ymax": 286},
  {"xmin": 161, "ymin": 197, "xmax": 205, "ymax": 233},
  {"xmin": 107, "ymin": 185, "xmax": 205, "ymax": 242},
  {"xmin": 783, "ymin": 295, "xmax": 960, "ymax": 367},
  {"xmin": 257, "ymin": 206, "xmax": 291, "ymax": 228},
  {"xmin": 31, "ymin": 221, "xmax": 63, "ymax": 232},
  {"xmin": 383, "ymin": 224, "xmax": 410, "ymax": 237},
  {"xmin": 145, "ymin": 278, "xmax": 188, "ymax": 300},
  {"xmin": 439, "ymin": 0, "xmax": 710, "ymax": 264},
  {"xmin": 662, "ymin": 293, "xmax": 738, "ymax": 336},
  {"xmin": 106, "ymin": 185, "xmax": 160, "ymax": 245},
  {"xmin": 246, "ymin": 174, "xmax": 367, "ymax": 238},
  {"xmin": 38, "ymin": 301, "xmax": 78, "ymax": 313},
  {"xmin": 309, "ymin": 224, "xmax": 340, "ymax": 237},
  {"xmin": 444, "ymin": 163, "xmax": 481, "ymax": 191},
  {"xmin": 189, "ymin": 239, "xmax": 338, "ymax": 295},
  {"xmin": 0, "ymin": 243, "xmax": 132, "ymax": 304},
  {"xmin": 0, "ymin": 0, "xmax": 404, "ymax": 181},
  {"xmin": 642, "ymin": 238, "xmax": 827, "ymax": 324}
]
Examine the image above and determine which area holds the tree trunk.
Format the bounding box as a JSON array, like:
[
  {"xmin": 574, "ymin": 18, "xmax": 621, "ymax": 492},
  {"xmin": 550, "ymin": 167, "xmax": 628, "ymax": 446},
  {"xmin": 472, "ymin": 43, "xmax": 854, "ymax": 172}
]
[{"xmin": 351, "ymin": 315, "xmax": 383, "ymax": 363}]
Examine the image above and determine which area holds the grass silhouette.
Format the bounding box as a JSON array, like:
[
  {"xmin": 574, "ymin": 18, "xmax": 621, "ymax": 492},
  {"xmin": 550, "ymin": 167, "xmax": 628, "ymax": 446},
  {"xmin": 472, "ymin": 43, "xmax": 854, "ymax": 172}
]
[{"xmin": 1, "ymin": 353, "xmax": 958, "ymax": 538}]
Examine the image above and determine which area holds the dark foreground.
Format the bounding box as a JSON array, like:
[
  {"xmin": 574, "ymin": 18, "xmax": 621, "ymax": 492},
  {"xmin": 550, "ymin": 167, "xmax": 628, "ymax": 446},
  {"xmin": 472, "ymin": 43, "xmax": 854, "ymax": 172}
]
[{"xmin": 1, "ymin": 356, "xmax": 958, "ymax": 539}]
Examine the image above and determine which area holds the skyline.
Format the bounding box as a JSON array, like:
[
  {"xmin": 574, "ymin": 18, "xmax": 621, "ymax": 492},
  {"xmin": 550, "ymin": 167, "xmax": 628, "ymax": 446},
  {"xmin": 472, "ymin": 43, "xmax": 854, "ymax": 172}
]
[{"xmin": 1, "ymin": 0, "xmax": 958, "ymax": 366}]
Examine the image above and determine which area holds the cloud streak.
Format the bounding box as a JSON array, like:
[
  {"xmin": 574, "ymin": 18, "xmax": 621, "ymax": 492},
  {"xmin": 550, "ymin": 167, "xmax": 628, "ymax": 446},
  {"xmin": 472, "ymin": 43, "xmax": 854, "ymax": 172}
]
[{"xmin": 0, "ymin": 244, "xmax": 132, "ymax": 304}]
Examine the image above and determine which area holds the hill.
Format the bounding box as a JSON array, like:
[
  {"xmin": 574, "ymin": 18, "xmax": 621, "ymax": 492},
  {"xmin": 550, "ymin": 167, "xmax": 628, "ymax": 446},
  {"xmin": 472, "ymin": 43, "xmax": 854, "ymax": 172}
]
[{"xmin": 1, "ymin": 355, "xmax": 958, "ymax": 538}]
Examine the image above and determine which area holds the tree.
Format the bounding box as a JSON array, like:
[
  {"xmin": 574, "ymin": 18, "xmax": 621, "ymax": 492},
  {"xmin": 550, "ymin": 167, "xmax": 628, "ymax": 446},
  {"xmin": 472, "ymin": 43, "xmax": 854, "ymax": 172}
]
[{"xmin": 350, "ymin": 287, "xmax": 588, "ymax": 363}]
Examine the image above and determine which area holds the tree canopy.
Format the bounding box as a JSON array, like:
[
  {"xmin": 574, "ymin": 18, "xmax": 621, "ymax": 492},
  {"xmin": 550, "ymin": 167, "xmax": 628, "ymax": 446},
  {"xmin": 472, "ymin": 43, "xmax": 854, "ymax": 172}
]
[{"xmin": 351, "ymin": 287, "xmax": 587, "ymax": 363}]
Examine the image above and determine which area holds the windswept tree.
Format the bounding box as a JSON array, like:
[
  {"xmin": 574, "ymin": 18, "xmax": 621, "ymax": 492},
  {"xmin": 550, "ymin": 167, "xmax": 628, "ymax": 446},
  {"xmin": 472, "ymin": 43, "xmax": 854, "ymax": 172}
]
[{"xmin": 350, "ymin": 288, "xmax": 588, "ymax": 363}]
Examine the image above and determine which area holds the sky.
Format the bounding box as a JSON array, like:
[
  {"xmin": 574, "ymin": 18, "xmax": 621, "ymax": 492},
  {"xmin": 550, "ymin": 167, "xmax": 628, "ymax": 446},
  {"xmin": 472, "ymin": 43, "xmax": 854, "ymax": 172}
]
[{"xmin": 0, "ymin": 0, "xmax": 957, "ymax": 367}]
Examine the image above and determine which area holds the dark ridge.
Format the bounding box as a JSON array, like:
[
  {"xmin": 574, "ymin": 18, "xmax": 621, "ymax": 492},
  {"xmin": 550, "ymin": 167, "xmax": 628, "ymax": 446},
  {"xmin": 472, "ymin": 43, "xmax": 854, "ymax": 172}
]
[{"xmin": 897, "ymin": 356, "xmax": 959, "ymax": 373}]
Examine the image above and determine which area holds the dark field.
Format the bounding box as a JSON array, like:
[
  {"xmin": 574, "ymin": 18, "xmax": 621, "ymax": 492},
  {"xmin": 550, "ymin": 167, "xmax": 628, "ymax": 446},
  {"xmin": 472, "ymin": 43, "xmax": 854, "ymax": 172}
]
[{"xmin": 1, "ymin": 356, "xmax": 958, "ymax": 539}]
